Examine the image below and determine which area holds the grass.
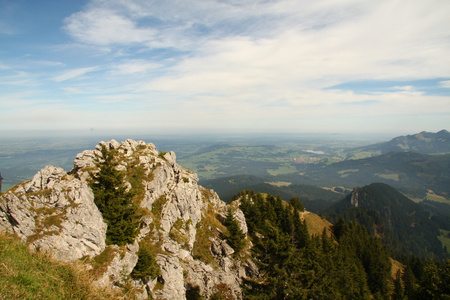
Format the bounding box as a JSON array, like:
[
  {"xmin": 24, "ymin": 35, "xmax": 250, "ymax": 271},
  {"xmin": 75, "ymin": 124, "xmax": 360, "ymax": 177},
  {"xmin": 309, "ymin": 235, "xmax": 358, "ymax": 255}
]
[
  {"xmin": 0, "ymin": 232, "xmax": 121, "ymax": 300},
  {"xmin": 337, "ymin": 169, "xmax": 359, "ymax": 178},
  {"xmin": 375, "ymin": 173, "xmax": 400, "ymax": 181},
  {"xmin": 390, "ymin": 258, "xmax": 404, "ymax": 278},
  {"xmin": 302, "ymin": 212, "xmax": 333, "ymax": 237},
  {"xmin": 265, "ymin": 181, "xmax": 292, "ymax": 187},
  {"xmin": 267, "ymin": 165, "xmax": 297, "ymax": 176},
  {"xmin": 347, "ymin": 151, "xmax": 379, "ymax": 160},
  {"xmin": 426, "ymin": 191, "xmax": 450, "ymax": 204},
  {"xmin": 192, "ymin": 198, "xmax": 227, "ymax": 266}
]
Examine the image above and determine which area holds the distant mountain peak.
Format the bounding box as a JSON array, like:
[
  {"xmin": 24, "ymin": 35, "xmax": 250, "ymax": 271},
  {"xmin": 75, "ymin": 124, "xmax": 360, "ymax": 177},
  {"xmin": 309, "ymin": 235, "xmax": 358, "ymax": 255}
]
[{"xmin": 354, "ymin": 130, "xmax": 450, "ymax": 155}]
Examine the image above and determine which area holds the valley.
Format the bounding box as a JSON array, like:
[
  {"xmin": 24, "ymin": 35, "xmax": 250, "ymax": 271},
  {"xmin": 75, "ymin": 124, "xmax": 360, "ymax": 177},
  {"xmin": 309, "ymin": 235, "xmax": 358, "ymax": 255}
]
[{"xmin": 1, "ymin": 133, "xmax": 449, "ymax": 299}]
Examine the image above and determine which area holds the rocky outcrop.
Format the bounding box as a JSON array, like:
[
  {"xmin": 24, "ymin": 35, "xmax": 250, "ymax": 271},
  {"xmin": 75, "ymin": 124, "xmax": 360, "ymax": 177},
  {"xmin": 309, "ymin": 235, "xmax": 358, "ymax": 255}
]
[
  {"xmin": 0, "ymin": 165, "xmax": 106, "ymax": 262},
  {"xmin": 0, "ymin": 139, "xmax": 255, "ymax": 299}
]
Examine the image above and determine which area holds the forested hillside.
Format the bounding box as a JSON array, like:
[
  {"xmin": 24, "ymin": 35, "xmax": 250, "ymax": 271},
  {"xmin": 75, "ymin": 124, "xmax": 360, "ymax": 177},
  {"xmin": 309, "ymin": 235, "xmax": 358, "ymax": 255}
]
[
  {"xmin": 327, "ymin": 183, "xmax": 446, "ymax": 259},
  {"xmin": 234, "ymin": 190, "xmax": 450, "ymax": 299},
  {"xmin": 201, "ymin": 174, "xmax": 343, "ymax": 211}
]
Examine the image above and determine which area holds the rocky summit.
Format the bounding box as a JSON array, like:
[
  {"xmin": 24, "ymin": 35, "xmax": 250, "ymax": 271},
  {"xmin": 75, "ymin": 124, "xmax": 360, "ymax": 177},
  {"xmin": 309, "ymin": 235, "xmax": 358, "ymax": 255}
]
[{"xmin": 0, "ymin": 139, "xmax": 256, "ymax": 299}]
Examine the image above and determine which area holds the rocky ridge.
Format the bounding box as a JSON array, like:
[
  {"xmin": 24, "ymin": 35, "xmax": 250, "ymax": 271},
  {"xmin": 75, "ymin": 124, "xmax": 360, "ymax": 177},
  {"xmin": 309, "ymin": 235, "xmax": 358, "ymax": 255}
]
[{"xmin": 0, "ymin": 139, "xmax": 256, "ymax": 299}]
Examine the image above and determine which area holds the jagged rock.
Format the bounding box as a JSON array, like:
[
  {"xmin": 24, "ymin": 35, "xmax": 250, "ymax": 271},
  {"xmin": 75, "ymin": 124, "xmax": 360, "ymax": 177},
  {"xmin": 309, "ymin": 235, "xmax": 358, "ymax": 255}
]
[
  {"xmin": 183, "ymin": 258, "xmax": 243, "ymax": 299},
  {"xmin": 25, "ymin": 165, "xmax": 67, "ymax": 193},
  {"xmin": 211, "ymin": 237, "xmax": 235, "ymax": 257},
  {"xmin": 0, "ymin": 193, "xmax": 36, "ymax": 238},
  {"xmin": 154, "ymin": 254, "xmax": 186, "ymax": 300},
  {"xmin": 0, "ymin": 139, "xmax": 253, "ymax": 299},
  {"xmin": 0, "ymin": 166, "xmax": 106, "ymax": 262},
  {"xmin": 96, "ymin": 245, "xmax": 139, "ymax": 287}
]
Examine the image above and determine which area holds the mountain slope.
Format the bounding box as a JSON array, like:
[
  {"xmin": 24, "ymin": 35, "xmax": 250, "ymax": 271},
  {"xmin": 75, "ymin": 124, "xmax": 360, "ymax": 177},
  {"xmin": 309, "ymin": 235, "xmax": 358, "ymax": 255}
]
[
  {"xmin": 297, "ymin": 151, "xmax": 450, "ymax": 199},
  {"xmin": 350, "ymin": 129, "xmax": 450, "ymax": 155},
  {"xmin": 327, "ymin": 183, "xmax": 445, "ymax": 258}
]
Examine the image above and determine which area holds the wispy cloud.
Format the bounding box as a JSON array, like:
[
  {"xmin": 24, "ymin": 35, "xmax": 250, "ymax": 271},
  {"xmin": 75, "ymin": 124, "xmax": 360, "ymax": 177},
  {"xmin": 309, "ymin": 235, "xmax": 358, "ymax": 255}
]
[
  {"xmin": 110, "ymin": 60, "xmax": 161, "ymax": 75},
  {"xmin": 440, "ymin": 80, "xmax": 450, "ymax": 88},
  {"xmin": 54, "ymin": 67, "xmax": 99, "ymax": 82},
  {"xmin": 1, "ymin": 0, "xmax": 449, "ymax": 134}
]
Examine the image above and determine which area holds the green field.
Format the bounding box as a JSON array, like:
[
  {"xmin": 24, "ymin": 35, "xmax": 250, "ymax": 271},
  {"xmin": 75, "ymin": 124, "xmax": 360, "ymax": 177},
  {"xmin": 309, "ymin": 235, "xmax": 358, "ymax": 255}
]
[
  {"xmin": 426, "ymin": 191, "xmax": 450, "ymax": 204},
  {"xmin": 267, "ymin": 165, "xmax": 297, "ymax": 176},
  {"xmin": 337, "ymin": 169, "xmax": 359, "ymax": 178},
  {"xmin": 375, "ymin": 173, "xmax": 400, "ymax": 181}
]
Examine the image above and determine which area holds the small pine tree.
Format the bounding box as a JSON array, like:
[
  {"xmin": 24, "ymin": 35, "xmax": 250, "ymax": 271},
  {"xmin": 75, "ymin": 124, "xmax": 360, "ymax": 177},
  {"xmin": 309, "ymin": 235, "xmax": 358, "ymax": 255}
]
[
  {"xmin": 90, "ymin": 145, "xmax": 141, "ymax": 246},
  {"xmin": 131, "ymin": 242, "xmax": 161, "ymax": 282},
  {"xmin": 293, "ymin": 210, "xmax": 309, "ymax": 248},
  {"xmin": 289, "ymin": 196, "xmax": 304, "ymax": 212},
  {"xmin": 224, "ymin": 208, "xmax": 246, "ymax": 253}
]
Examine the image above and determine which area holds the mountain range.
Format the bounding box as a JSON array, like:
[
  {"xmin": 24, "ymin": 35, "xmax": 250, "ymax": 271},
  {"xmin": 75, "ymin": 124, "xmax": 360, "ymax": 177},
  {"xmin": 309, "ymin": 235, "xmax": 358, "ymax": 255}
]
[
  {"xmin": 348, "ymin": 129, "xmax": 450, "ymax": 156},
  {"xmin": 290, "ymin": 151, "xmax": 450, "ymax": 199},
  {"xmin": 0, "ymin": 139, "xmax": 449, "ymax": 299}
]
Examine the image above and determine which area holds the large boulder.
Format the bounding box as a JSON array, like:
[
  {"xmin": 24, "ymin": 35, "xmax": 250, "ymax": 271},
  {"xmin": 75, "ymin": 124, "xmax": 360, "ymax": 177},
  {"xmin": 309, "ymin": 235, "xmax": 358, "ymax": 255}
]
[{"xmin": 0, "ymin": 166, "xmax": 107, "ymax": 262}]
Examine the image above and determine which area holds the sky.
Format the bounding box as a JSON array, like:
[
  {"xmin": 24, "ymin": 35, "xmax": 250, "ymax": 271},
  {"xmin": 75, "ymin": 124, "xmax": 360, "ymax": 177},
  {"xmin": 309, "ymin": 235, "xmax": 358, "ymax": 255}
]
[{"xmin": 1, "ymin": 0, "xmax": 450, "ymax": 136}]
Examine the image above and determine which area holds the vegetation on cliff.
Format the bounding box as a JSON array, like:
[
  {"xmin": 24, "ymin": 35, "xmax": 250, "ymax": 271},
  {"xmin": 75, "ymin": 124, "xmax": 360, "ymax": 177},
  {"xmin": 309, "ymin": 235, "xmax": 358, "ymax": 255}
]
[{"xmin": 90, "ymin": 145, "xmax": 141, "ymax": 246}]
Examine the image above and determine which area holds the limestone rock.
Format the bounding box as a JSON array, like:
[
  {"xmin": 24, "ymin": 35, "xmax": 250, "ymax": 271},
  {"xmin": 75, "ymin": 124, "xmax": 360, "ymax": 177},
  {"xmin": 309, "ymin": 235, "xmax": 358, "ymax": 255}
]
[
  {"xmin": 0, "ymin": 193, "xmax": 36, "ymax": 238},
  {"xmin": 96, "ymin": 245, "xmax": 139, "ymax": 287},
  {"xmin": 0, "ymin": 139, "xmax": 254, "ymax": 299},
  {"xmin": 154, "ymin": 254, "xmax": 186, "ymax": 300},
  {"xmin": 0, "ymin": 166, "xmax": 106, "ymax": 262}
]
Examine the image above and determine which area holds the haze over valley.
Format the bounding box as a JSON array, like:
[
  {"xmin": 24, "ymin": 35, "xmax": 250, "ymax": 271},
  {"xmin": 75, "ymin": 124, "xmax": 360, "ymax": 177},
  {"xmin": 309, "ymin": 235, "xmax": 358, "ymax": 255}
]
[{"xmin": 1, "ymin": 0, "xmax": 450, "ymax": 298}]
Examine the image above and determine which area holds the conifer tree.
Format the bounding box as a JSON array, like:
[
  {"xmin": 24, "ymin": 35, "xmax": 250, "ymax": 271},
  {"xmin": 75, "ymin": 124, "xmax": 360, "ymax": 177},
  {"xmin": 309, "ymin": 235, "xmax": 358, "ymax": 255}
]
[
  {"xmin": 392, "ymin": 270, "xmax": 406, "ymax": 300},
  {"xmin": 131, "ymin": 242, "xmax": 161, "ymax": 282},
  {"xmin": 90, "ymin": 145, "xmax": 141, "ymax": 246},
  {"xmin": 293, "ymin": 209, "xmax": 309, "ymax": 248},
  {"xmin": 224, "ymin": 208, "xmax": 246, "ymax": 253}
]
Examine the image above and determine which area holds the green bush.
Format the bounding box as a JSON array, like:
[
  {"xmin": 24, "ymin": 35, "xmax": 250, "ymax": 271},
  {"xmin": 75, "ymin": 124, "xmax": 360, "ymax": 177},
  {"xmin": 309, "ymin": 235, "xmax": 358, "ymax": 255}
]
[
  {"xmin": 90, "ymin": 145, "xmax": 141, "ymax": 246},
  {"xmin": 131, "ymin": 242, "xmax": 161, "ymax": 282}
]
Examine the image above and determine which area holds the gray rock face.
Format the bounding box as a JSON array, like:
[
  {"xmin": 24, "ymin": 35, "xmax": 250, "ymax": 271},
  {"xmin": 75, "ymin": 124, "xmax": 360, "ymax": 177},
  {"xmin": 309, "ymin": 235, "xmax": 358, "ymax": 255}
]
[
  {"xmin": 0, "ymin": 140, "xmax": 254, "ymax": 299},
  {"xmin": 0, "ymin": 165, "xmax": 106, "ymax": 262}
]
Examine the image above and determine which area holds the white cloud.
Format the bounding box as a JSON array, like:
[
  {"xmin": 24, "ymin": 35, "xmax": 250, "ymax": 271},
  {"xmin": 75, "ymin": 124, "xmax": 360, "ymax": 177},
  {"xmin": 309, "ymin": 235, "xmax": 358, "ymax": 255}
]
[
  {"xmin": 54, "ymin": 67, "xmax": 99, "ymax": 82},
  {"xmin": 110, "ymin": 60, "xmax": 161, "ymax": 75},
  {"xmin": 64, "ymin": 8, "xmax": 157, "ymax": 46},
  {"xmin": 440, "ymin": 80, "xmax": 450, "ymax": 88},
  {"xmin": 393, "ymin": 86, "xmax": 414, "ymax": 91},
  {"xmin": 61, "ymin": 87, "xmax": 85, "ymax": 94},
  {"xmin": 3, "ymin": 0, "xmax": 450, "ymax": 134}
]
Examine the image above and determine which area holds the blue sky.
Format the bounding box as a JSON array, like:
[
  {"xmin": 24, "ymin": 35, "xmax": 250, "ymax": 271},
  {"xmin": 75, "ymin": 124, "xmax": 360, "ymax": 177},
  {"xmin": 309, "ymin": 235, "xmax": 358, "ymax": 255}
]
[{"xmin": 1, "ymin": 0, "xmax": 449, "ymax": 136}]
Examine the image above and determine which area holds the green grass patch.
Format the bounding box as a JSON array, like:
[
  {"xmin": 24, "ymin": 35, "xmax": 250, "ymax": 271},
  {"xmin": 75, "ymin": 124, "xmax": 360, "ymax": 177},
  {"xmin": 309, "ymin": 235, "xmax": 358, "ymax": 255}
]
[
  {"xmin": 266, "ymin": 181, "xmax": 291, "ymax": 187},
  {"xmin": 347, "ymin": 151, "xmax": 380, "ymax": 160},
  {"xmin": 426, "ymin": 191, "xmax": 450, "ymax": 204},
  {"xmin": 337, "ymin": 169, "xmax": 359, "ymax": 178},
  {"xmin": 267, "ymin": 165, "xmax": 297, "ymax": 176},
  {"xmin": 303, "ymin": 212, "xmax": 333, "ymax": 237},
  {"xmin": 375, "ymin": 173, "xmax": 400, "ymax": 181},
  {"xmin": 192, "ymin": 203, "xmax": 227, "ymax": 266},
  {"xmin": 27, "ymin": 188, "xmax": 53, "ymax": 198},
  {"xmin": 0, "ymin": 232, "xmax": 121, "ymax": 299}
]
